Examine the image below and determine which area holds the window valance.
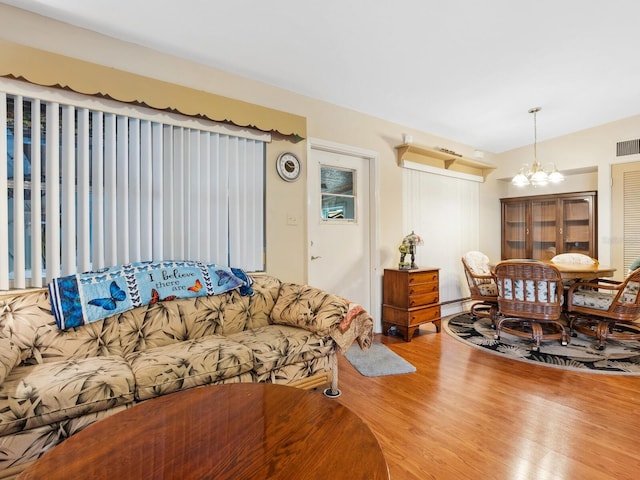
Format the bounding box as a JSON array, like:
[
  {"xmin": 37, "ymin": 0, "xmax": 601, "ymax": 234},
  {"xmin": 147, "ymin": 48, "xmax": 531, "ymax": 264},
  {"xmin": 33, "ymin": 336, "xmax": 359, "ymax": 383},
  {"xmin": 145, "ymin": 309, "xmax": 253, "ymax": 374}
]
[{"xmin": 0, "ymin": 40, "xmax": 306, "ymax": 141}]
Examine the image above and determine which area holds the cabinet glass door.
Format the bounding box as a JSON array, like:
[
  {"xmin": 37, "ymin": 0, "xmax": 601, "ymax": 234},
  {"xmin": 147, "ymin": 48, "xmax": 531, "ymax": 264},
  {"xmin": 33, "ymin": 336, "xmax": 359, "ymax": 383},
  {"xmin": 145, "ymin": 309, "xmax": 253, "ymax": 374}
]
[
  {"xmin": 562, "ymin": 197, "xmax": 592, "ymax": 256},
  {"xmin": 531, "ymin": 199, "xmax": 558, "ymax": 260},
  {"xmin": 503, "ymin": 202, "xmax": 527, "ymax": 259}
]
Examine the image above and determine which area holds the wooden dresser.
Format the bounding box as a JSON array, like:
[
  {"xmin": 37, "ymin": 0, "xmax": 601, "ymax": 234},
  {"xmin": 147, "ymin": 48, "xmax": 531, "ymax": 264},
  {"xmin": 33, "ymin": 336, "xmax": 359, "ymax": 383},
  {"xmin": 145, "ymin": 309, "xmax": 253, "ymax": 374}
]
[{"xmin": 382, "ymin": 267, "xmax": 441, "ymax": 342}]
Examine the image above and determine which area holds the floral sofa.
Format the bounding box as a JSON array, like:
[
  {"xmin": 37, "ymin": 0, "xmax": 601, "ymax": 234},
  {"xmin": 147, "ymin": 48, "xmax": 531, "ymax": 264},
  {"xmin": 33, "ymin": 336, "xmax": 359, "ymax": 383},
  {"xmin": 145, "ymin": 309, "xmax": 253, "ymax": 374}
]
[{"xmin": 0, "ymin": 274, "xmax": 373, "ymax": 478}]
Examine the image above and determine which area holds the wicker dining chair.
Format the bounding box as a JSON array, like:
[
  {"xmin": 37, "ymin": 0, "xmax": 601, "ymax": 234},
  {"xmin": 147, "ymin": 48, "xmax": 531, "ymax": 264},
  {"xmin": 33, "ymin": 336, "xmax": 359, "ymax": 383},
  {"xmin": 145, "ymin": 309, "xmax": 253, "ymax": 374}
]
[
  {"xmin": 493, "ymin": 260, "xmax": 568, "ymax": 351},
  {"xmin": 461, "ymin": 251, "xmax": 499, "ymax": 326},
  {"xmin": 566, "ymin": 267, "xmax": 640, "ymax": 350}
]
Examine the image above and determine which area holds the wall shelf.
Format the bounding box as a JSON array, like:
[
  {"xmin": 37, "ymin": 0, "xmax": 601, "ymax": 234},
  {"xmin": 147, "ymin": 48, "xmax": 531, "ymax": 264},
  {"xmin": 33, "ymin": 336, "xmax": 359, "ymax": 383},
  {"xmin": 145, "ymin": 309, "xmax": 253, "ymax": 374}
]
[{"xmin": 395, "ymin": 144, "xmax": 496, "ymax": 181}]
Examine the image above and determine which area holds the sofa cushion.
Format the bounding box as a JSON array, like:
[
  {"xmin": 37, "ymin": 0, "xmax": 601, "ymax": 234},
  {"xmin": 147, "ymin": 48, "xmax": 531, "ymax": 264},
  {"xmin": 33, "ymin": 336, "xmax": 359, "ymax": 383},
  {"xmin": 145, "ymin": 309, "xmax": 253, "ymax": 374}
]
[
  {"xmin": 228, "ymin": 324, "xmax": 334, "ymax": 375},
  {"xmin": 270, "ymin": 283, "xmax": 347, "ymax": 336},
  {"xmin": 0, "ymin": 356, "xmax": 134, "ymax": 436},
  {"xmin": 220, "ymin": 275, "xmax": 282, "ymax": 335},
  {"xmin": 1, "ymin": 289, "xmax": 123, "ymax": 365},
  {"xmin": 125, "ymin": 336, "xmax": 254, "ymax": 401},
  {"xmin": 0, "ymin": 339, "xmax": 20, "ymax": 385}
]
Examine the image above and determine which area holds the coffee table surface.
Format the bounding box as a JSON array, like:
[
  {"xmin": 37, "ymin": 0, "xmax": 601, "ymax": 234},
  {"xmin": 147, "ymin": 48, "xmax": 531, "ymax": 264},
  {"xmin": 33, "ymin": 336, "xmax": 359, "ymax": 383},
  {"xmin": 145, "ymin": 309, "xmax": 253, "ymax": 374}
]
[{"xmin": 17, "ymin": 383, "xmax": 389, "ymax": 480}]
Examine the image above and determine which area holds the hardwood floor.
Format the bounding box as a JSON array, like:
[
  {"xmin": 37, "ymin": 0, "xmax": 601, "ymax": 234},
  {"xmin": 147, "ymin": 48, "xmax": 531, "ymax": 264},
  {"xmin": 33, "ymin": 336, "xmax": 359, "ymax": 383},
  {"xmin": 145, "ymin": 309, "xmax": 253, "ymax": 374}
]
[{"xmin": 333, "ymin": 316, "xmax": 640, "ymax": 480}]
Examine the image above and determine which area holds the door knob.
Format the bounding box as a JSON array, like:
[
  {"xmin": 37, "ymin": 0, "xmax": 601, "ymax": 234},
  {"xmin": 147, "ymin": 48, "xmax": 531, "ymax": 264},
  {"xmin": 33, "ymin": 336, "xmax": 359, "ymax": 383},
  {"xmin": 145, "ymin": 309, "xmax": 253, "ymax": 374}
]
[{"xmin": 311, "ymin": 256, "xmax": 322, "ymax": 260}]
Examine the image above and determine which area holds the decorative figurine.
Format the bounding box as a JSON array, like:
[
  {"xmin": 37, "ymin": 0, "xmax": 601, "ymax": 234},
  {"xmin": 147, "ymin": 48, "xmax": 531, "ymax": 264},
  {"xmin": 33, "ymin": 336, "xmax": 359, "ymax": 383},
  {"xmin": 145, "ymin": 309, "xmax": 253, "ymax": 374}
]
[{"xmin": 398, "ymin": 231, "xmax": 422, "ymax": 270}]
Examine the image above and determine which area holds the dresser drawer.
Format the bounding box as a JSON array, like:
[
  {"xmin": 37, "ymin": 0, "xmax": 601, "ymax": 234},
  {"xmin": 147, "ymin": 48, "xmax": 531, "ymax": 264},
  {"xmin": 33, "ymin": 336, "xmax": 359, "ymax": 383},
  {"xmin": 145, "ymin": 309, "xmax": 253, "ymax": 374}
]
[
  {"xmin": 382, "ymin": 304, "xmax": 441, "ymax": 327},
  {"xmin": 408, "ymin": 281, "xmax": 439, "ymax": 296},
  {"xmin": 408, "ymin": 305, "xmax": 441, "ymax": 326},
  {"xmin": 407, "ymin": 291, "xmax": 439, "ymax": 307},
  {"xmin": 407, "ymin": 270, "xmax": 439, "ymax": 285}
]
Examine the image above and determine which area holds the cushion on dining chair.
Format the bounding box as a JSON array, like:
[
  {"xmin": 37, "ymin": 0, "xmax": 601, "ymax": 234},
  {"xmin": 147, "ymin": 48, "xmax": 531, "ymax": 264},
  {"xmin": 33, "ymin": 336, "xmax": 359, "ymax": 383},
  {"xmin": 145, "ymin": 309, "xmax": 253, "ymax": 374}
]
[
  {"xmin": 500, "ymin": 279, "xmax": 561, "ymax": 304},
  {"xmin": 571, "ymin": 280, "xmax": 640, "ymax": 310},
  {"xmin": 571, "ymin": 290, "xmax": 615, "ymax": 310},
  {"xmin": 463, "ymin": 251, "xmax": 494, "ymax": 285},
  {"xmin": 477, "ymin": 283, "xmax": 498, "ymax": 296},
  {"xmin": 550, "ymin": 253, "xmax": 596, "ymax": 265}
]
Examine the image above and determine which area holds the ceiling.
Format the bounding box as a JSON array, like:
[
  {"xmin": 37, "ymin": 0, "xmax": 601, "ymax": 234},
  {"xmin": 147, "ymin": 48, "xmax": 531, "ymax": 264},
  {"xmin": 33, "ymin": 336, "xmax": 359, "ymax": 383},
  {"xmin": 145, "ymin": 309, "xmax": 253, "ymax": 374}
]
[{"xmin": 4, "ymin": 0, "xmax": 640, "ymax": 153}]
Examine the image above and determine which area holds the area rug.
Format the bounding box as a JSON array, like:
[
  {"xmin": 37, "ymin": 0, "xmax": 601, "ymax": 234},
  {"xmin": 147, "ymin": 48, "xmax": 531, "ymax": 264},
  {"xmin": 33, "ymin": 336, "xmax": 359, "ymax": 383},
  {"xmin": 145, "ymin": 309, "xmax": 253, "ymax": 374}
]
[
  {"xmin": 444, "ymin": 313, "xmax": 640, "ymax": 375},
  {"xmin": 344, "ymin": 343, "xmax": 416, "ymax": 377}
]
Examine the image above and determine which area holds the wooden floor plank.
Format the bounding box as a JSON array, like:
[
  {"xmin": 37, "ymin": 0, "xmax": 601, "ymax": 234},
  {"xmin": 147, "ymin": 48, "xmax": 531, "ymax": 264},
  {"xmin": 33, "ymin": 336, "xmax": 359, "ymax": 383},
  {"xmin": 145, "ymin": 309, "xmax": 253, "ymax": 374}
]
[{"xmin": 333, "ymin": 317, "xmax": 640, "ymax": 480}]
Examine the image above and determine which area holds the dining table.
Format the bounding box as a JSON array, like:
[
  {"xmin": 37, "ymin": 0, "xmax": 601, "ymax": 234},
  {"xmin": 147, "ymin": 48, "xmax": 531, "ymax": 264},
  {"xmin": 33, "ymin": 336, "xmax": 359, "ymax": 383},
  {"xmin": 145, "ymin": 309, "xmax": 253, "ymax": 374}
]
[
  {"xmin": 490, "ymin": 260, "xmax": 616, "ymax": 282},
  {"xmin": 548, "ymin": 261, "xmax": 616, "ymax": 281}
]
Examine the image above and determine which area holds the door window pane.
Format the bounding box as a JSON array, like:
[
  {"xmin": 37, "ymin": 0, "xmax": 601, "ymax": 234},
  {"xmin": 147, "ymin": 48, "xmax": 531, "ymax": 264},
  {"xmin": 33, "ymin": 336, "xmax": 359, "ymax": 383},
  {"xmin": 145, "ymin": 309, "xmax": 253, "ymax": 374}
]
[{"xmin": 320, "ymin": 166, "xmax": 355, "ymax": 221}]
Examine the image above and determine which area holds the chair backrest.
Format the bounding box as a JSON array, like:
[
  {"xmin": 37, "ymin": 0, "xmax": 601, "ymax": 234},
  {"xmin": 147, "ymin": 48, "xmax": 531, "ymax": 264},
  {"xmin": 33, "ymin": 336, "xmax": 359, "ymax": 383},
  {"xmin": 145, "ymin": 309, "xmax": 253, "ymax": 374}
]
[
  {"xmin": 494, "ymin": 261, "xmax": 563, "ymax": 321},
  {"xmin": 608, "ymin": 268, "xmax": 640, "ymax": 320},
  {"xmin": 461, "ymin": 251, "xmax": 495, "ymax": 298},
  {"xmin": 462, "ymin": 251, "xmax": 492, "ymax": 275},
  {"xmin": 550, "ymin": 253, "xmax": 597, "ymax": 265}
]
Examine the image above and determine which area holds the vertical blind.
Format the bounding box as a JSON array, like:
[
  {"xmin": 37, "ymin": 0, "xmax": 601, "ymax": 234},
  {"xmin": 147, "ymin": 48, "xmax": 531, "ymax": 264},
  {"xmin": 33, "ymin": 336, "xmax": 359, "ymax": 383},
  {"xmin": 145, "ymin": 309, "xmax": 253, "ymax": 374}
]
[
  {"xmin": 1, "ymin": 80, "xmax": 266, "ymax": 290},
  {"xmin": 402, "ymin": 167, "xmax": 480, "ymax": 316}
]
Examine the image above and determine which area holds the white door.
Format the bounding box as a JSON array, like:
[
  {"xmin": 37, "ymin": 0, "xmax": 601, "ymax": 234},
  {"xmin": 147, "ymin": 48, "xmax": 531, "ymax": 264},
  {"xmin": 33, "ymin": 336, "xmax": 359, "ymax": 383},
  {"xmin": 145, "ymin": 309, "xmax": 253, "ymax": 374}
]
[{"xmin": 307, "ymin": 142, "xmax": 374, "ymax": 316}]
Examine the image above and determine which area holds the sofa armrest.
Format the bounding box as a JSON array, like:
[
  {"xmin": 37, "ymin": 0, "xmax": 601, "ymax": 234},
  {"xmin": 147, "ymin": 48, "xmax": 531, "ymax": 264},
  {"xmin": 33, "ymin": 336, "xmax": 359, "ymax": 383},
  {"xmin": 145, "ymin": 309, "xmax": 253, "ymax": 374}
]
[
  {"xmin": 270, "ymin": 283, "xmax": 348, "ymax": 336},
  {"xmin": 330, "ymin": 302, "xmax": 374, "ymax": 353}
]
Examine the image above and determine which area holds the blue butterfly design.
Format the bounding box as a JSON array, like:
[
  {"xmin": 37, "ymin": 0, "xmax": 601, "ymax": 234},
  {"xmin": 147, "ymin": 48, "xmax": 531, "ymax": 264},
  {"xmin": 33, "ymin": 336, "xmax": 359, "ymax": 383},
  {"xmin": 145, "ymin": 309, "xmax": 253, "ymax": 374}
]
[
  {"xmin": 88, "ymin": 281, "xmax": 127, "ymax": 310},
  {"xmin": 215, "ymin": 270, "xmax": 235, "ymax": 286}
]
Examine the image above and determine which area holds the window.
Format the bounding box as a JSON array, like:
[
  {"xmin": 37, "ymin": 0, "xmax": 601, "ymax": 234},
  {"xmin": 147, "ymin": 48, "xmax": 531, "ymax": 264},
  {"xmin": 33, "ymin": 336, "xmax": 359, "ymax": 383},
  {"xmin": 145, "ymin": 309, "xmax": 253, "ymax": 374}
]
[
  {"xmin": 1, "ymin": 79, "xmax": 267, "ymax": 290},
  {"xmin": 320, "ymin": 166, "xmax": 356, "ymax": 221}
]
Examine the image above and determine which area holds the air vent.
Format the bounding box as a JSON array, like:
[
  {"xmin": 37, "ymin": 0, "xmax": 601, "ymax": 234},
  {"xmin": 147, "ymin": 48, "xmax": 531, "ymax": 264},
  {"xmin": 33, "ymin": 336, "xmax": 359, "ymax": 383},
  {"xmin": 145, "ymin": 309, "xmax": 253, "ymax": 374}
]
[{"xmin": 617, "ymin": 139, "xmax": 640, "ymax": 156}]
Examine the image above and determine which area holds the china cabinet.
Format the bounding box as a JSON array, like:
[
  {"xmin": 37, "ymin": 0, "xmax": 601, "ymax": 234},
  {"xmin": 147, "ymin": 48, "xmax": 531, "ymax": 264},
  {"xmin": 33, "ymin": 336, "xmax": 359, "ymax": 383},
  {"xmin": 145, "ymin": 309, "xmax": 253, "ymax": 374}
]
[{"xmin": 500, "ymin": 191, "xmax": 597, "ymax": 260}]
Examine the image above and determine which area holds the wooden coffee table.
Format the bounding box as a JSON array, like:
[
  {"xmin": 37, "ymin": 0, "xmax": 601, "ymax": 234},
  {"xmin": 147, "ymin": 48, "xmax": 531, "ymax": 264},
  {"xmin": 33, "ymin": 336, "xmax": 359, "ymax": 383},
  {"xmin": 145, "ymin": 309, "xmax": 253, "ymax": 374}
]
[{"xmin": 17, "ymin": 383, "xmax": 389, "ymax": 480}]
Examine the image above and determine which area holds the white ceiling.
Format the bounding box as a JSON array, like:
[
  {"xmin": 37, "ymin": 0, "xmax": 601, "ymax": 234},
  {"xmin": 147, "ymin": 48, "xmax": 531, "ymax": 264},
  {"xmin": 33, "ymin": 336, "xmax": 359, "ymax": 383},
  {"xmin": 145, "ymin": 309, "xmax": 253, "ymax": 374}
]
[{"xmin": 4, "ymin": 0, "xmax": 640, "ymax": 153}]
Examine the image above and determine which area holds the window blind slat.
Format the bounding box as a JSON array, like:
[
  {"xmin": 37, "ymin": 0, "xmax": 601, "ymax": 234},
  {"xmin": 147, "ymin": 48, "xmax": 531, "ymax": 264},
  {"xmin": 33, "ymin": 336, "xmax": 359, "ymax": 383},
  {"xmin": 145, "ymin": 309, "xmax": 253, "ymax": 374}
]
[
  {"xmin": 30, "ymin": 99, "xmax": 43, "ymax": 287},
  {"xmin": 151, "ymin": 123, "xmax": 164, "ymax": 261},
  {"xmin": 12, "ymin": 96, "xmax": 25, "ymax": 287},
  {"xmin": 45, "ymin": 102, "xmax": 61, "ymax": 281},
  {"xmin": 162, "ymin": 125, "xmax": 174, "ymax": 260},
  {"xmin": 61, "ymin": 105, "xmax": 76, "ymax": 275},
  {"xmin": 140, "ymin": 120, "xmax": 153, "ymax": 261},
  {"xmin": 116, "ymin": 115, "xmax": 129, "ymax": 264},
  {"xmin": 104, "ymin": 113, "xmax": 117, "ymax": 266},
  {"xmin": 77, "ymin": 107, "xmax": 91, "ymax": 273},
  {"xmin": 199, "ymin": 131, "xmax": 211, "ymax": 260},
  {"xmin": 92, "ymin": 111, "xmax": 105, "ymax": 270},
  {"xmin": 128, "ymin": 118, "xmax": 141, "ymax": 261},
  {"xmin": 212, "ymin": 134, "xmax": 229, "ymax": 265},
  {"xmin": 173, "ymin": 127, "xmax": 185, "ymax": 258},
  {"xmin": 228, "ymin": 137, "xmax": 241, "ymax": 267},
  {"xmin": 188, "ymin": 128, "xmax": 200, "ymax": 260}
]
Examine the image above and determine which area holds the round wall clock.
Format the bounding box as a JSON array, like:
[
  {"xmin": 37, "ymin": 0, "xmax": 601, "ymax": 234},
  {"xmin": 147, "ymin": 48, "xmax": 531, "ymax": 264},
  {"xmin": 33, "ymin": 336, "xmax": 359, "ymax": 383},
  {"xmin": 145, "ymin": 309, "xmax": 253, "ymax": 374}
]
[{"xmin": 276, "ymin": 152, "xmax": 301, "ymax": 182}]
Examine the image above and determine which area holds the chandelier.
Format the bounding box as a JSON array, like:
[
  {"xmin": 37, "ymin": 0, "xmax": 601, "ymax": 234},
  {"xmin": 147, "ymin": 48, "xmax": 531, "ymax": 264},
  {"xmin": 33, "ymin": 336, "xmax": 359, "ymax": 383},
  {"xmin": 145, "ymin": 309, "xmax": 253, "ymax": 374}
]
[{"xmin": 512, "ymin": 107, "xmax": 564, "ymax": 187}]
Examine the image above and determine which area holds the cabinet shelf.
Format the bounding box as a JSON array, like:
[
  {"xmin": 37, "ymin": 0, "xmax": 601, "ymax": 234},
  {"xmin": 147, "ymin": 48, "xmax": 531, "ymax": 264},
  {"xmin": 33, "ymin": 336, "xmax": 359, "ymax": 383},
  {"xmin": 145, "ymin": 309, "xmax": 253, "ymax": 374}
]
[{"xmin": 395, "ymin": 144, "xmax": 496, "ymax": 181}]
